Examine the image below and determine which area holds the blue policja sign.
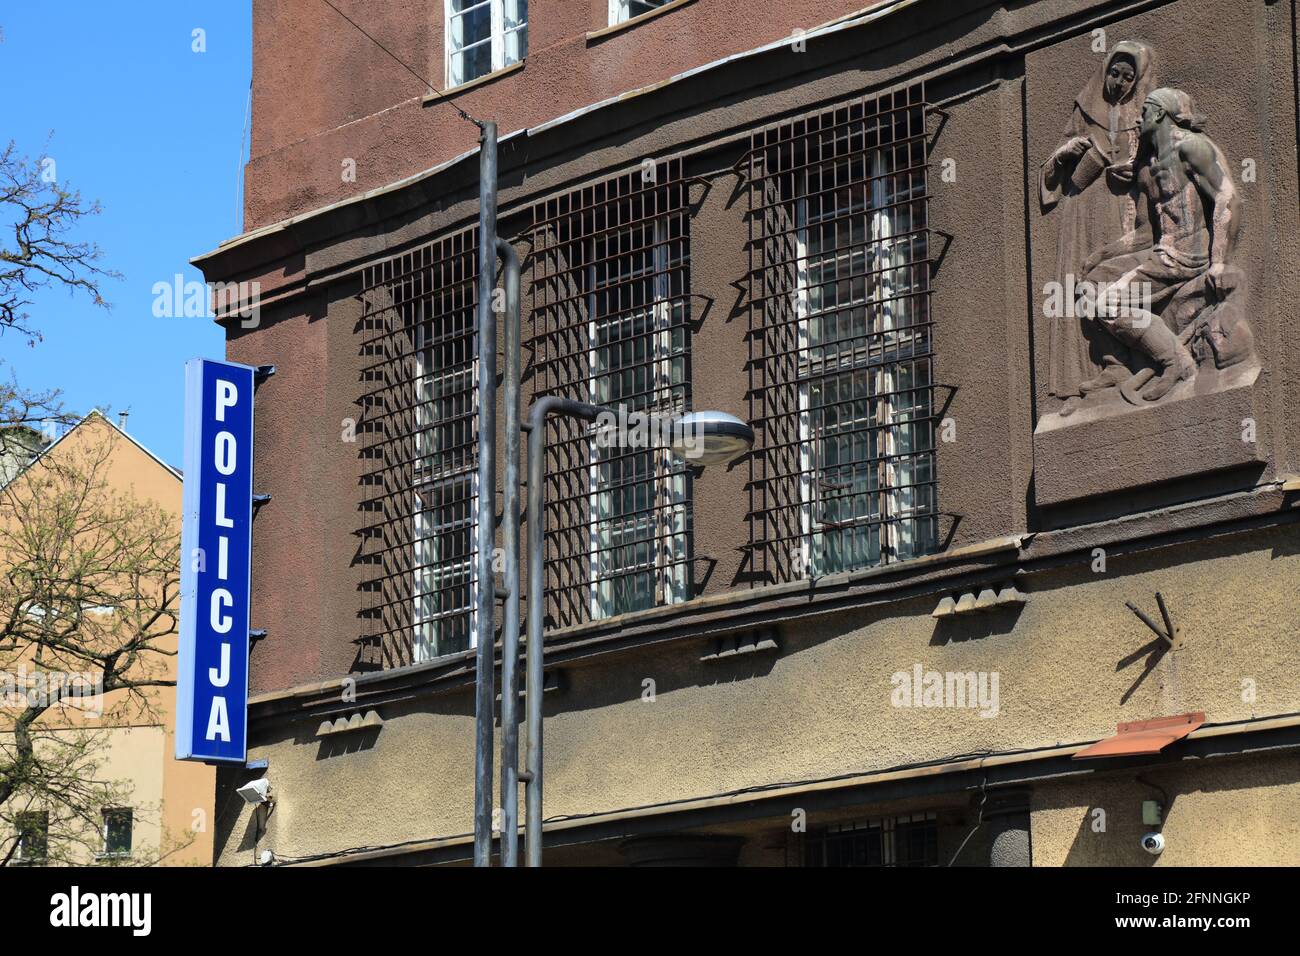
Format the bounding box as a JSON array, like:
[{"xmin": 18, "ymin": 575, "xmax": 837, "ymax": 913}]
[{"xmin": 176, "ymin": 359, "xmax": 255, "ymax": 763}]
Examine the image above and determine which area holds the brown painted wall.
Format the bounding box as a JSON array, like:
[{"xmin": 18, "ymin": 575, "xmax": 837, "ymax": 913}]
[{"xmin": 245, "ymin": 0, "xmax": 888, "ymax": 228}]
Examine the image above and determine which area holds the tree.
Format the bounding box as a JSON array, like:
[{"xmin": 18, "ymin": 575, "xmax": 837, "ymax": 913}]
[
  {"xmin": 0, "ymin": 422, "xmax": 182, "ymax": 864},
  {"xmin": 0, "ymin": 121, "xmax": 178, "ymax": 863},
  {"xmin": 1, "ymin": 138, "xmax": 120, "ymax": 463}
]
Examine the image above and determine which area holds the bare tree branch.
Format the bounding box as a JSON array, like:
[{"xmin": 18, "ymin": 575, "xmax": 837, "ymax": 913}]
[{"xmin": 0, "ymin": 139, "xmax": 120, "ymax": 346}]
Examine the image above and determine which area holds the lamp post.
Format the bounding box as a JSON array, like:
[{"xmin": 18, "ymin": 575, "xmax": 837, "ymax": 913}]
[{"xmin": 520, "ymin": 404, "xmax": 754, "ymax": 866}]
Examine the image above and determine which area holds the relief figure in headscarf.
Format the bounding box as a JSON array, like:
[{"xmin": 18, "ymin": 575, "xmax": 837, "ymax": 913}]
[{"xmin": 1040, "ymin": 40, "xmax": 1155, "ymax": 401}]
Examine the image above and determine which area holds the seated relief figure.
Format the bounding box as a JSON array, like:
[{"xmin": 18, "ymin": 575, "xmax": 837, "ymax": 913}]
[
  {"xmin": 1041, "ymin": 40, "xmax": 1155, "ymax": 403},
  {"xmin": 1058, "ymin": 85, "xmax": 1255, "ymax": 418}
]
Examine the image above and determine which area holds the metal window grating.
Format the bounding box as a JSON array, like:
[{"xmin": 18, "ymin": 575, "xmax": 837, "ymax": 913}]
[
  {"xmin": 744, "ymin": 82, "xmax": 938, "ymax": 585},
  {"xmin": 529, "ymin": 160, "xmax": 693, "ymax": 630},
  {"xmin": 357, "ymin": 227, "xmax": 479, "ymax": 670},
  {"xmin": 804, "ymin": 812, "xmax": 939, "ymax": 867}
]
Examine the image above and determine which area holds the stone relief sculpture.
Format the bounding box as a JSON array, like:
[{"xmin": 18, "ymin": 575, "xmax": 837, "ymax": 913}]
[
  {"xmin": 1041, "ymin": 40, "xmax": 1155, "ymax": 402},
  {"xmin": 1040, "ymin": 47, "xmax": 1256, "ymax": 423}
]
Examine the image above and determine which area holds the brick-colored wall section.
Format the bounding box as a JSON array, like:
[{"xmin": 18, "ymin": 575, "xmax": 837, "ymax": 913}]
[{"xmin": 245, "ymin": 0, "xmax": 885, "ymax": 228}]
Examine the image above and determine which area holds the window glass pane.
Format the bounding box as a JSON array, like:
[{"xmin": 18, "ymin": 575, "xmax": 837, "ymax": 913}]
[
  {"xmin": 503, "ymin": 1, "xmax": 528, "ymax": 64},
  {"xmin": 614, "ymin": 0, "xmax": 673, "ymax": 24},
  {"xmin": 103, "ymin": 809, "xmax": 132, "ymax": 855},
  {"xmin": 450, "ymin": 4, "xmax": 492, "ymax": 47},
  {"xmin": 451, "ymin": 43, "xmax": 494, "ymax": 85},
  {"xmin": 16, "ymin": 812, "xmax": 48, "ymax": 863}
]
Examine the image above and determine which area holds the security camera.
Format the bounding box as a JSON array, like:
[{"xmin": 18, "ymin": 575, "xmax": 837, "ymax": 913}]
[
  {"xmin": 236, "ymin": 777, "xmax": 271, "ymax": 805},
  {"xmin": 1140, "ymin": 831, "xmax": 1165, "ymax": 855}
]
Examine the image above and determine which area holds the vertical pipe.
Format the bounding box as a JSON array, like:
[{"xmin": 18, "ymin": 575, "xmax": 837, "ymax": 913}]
[
  {"xmin": 497, "ymin": 238, "xmax": 522, "ymax": 867},
  {"xmin": 524, "ymin": 405, "xmax": 546, "ymax": 868},
  {"xmin": 525, "ymin": 397, "xmax": 603, "ymax": 867},
  {"xmin": 472, "ymin": 121, "xmax": 498, "ymax": 868}
]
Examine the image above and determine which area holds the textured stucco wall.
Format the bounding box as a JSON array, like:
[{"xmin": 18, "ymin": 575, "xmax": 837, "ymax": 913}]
[
  {"xmin": 217, "ymin": 523, "xmax": 1300, "ymax": 864},
  {"xmin": 1032, "ymin": 753, "xmax": 1300, "ymax": 866}
]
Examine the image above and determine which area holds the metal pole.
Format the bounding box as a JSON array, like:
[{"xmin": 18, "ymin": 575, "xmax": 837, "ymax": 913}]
[
  {"xmin": 524, "ymin": 396, "xmax": 603, "ymax": 867},
  {"xmin": 472, "ymin": 120, "xmax": 498, "ymax": 868},
  {"xmin": 497, "ymin": 238, "xmax": 522, "ymax": 867}
]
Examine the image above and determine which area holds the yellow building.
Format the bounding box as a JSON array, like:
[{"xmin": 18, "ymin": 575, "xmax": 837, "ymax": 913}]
[{"xmin": 0, "ymin": 412, "xmax": 214, "ymax": 866}]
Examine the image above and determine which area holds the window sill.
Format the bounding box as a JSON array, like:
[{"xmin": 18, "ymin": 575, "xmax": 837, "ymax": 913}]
[
  {"xmin": 423, "ymin": 60, "xmax": 525, "ymax": 105},
  {"xmin": 587, "ymin": 0, "xmax": 695, "ymax": 43}
]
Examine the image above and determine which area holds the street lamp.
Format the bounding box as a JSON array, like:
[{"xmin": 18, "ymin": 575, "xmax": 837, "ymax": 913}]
[{"xmin": 517, "ymin": 400, "xmax": 754, "ymax": 867}]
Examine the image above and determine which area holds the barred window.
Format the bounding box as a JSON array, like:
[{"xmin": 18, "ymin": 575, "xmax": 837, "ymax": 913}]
[
  {"xmin": 804, "ymin": 813, "xmax": 938, "ymax": 867},
  {"xmin": 531, "ymin": 162, "xmax": 692, "ymax": 628},
  {"xmin": 747, "ymin": 84, "xmax": 936, "ymax": 583},
  {"xmin": 360, "ymin": 230, "xmax": 478, "ymax": 669}
]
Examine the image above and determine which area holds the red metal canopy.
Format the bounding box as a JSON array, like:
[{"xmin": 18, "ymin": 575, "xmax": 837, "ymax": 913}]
[{"xmin": 1072, "ymin": 712, "xmax": 1206, "ymax": 760}]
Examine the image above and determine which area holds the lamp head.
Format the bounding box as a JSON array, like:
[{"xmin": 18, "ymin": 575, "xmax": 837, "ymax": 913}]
[{"xmin": 669, "ymin": 411, "xmax": 755, "ymax": 466}]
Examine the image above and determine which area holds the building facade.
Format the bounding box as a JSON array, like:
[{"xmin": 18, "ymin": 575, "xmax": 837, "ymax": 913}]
[{"xmin": 197, "ymin": 0, "xmax": 1300, "ymax": 866}]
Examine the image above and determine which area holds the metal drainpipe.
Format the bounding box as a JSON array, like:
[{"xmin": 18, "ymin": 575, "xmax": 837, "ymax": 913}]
[
  {"xmin": 524, "ymin": 396, "xmax": 605, "ymax": 867},
  {"xmin": 496, "ymin": 237, "xmax": 522, "ymax": 867},
  {"xmin": 472, "ymin": 120, "xmax": 498, "ymax": 868}
]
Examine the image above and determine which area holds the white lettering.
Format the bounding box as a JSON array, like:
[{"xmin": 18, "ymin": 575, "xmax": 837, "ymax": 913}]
[
  {"xmin": 209, "ymin": 642, "xmax": 231, "ymax": 688},
  {"xmin": 214, "ymin": 431, "xmax": 237, "ymax": 475},
  {"xmin": 215, "ymin": 379, "xmax": 238, "ymax": 421},
  {"xmin": 210, "ymin": 589, "xmax": 233, "ymax": 633},
  {"xmin": 206, "ymin": 696, "xmax": 231, "ymax": 742}
]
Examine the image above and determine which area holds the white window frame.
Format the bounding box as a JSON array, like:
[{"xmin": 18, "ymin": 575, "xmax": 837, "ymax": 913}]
[
  {"xmin": 795, "ymin": 148, "xmax": 925, "ymax": 577},
  {"xmin": 586, "ymin": 218, "xmax": 688, "ymax": 620},
  {"xmin": 608, "ymin": 0, "xmax": 673, "ymax": 27},
  {"xmin": 444, "ymin": 0, "xmax": 527, "ymax": 89}
]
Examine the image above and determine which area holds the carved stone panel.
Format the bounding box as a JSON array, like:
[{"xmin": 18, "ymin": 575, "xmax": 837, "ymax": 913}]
[{"xmin": 1028, "ymin": 21, "xmax": 1275, "ymax": 507}]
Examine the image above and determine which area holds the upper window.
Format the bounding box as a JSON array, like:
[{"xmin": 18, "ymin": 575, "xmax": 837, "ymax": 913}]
[
  {"xmin": 15, "ymin": 811, "xmax": 49, "ymax": 865},
  {"xmin": 746, "ymin": 84, "xmax": 936, "ymax": 583},
  {"xmin": 609, "ymin": 0, "xmax": 674, "ymax": 26},
  {"xmin": 445, "ymin": 0, "xmax": 527, "ymax": 88},
  {"xmin": 101, "ymin": 808, "xmax": 132, "ymax": 859},
  {"xmin": 531, "ymin": 161, "xmax": 693, "ymax": 627}
]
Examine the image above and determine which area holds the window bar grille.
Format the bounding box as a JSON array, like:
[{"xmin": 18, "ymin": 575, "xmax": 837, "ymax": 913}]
[
  {"xmin": 744, "ymin": 82, "xmax": 939, "ymax": 586},
  {"xmin": 358, "ymin": 227, "xmax": 480, "ymax": 670},
  {"xmin": 804, "ymin": 812, "xmax": 939, "ymax": 867},
  {"xmin": 529, "ymin": 160, "xmax": 693, "ymax": 630}
]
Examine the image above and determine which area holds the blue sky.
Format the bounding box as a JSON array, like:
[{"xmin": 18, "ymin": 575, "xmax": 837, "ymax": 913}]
[{"xmin": 1, "ymin": 3, "xmax": 251, "ymax": 465}]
